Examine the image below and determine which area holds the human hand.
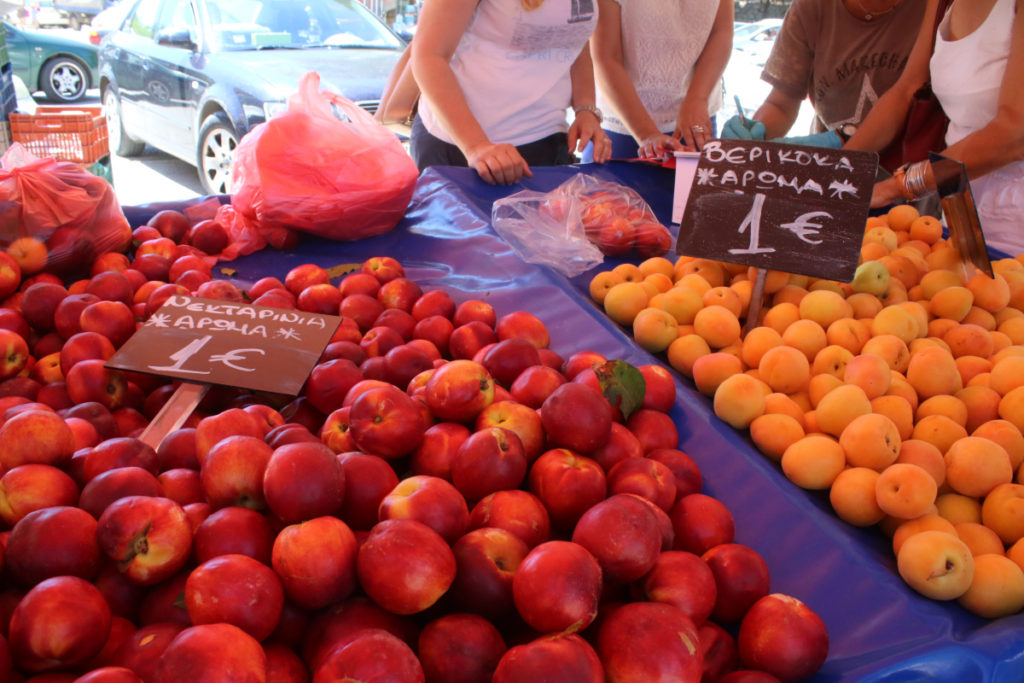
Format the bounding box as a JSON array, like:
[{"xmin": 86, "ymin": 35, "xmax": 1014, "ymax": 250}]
[
  {"xmin": 871, "ymin": 178, "xmax": 904, "ymax": 208},
  {"xmin": 720, "ymin": 114, "xmax": 766, "ymax": 141},
  {"xmin": 673, "ymin": 100, "xmax": 714, "ymax": 149},
  {"xmin": 771, "ymin": 130, "xmax": 843, "ymax": 149},
  {"xmin": 636, "ymin": 133, "xmax": 684, "ymax": 160},
  {"xmin": 570, "ymin": 112, "xmax": 611, "ymax": 163},
  {"xmin": 465, "ymin": 142, "xmax": 532, "ymax": 185}
]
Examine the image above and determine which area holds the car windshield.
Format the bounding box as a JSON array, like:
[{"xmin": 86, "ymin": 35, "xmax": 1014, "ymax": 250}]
[
  {"xmin": 733, "ymin": 21, "xmax": 776, "ymax": 42},
  {"xmin": 206, "ymin": 0, "xmax": 403, "ymax": 51}
]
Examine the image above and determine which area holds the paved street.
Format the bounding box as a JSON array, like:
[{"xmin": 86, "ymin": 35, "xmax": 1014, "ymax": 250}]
[
  {"xmin": 108, "ymin": 145, "xmax": 205, "ymax": 208},
  {"xmin": 32, "ymin": 88, "xmax": 206, "ymax": 207}
]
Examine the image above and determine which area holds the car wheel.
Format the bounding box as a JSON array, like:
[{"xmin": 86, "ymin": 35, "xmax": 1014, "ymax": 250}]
[
  {"xmin": 197, "ymin": 112, "xmax": 238, "ymax": 195},
  {"xmin": 40, "ymin": 58, "xmax": 89, "ymax": 102},
  {"xmin": 103, "ymin": 87, "xmax": 145, "ymax": 156}
]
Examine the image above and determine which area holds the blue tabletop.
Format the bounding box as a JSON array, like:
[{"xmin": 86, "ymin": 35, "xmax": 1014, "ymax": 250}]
[{"xmin": 123, "ymin": 162, "xmax": 1024, "ymax": 682}]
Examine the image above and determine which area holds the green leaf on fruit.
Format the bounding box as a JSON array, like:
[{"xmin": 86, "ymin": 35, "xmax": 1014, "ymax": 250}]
[{"xmin": 593, "ymin": 360, "xmax": 645, "ymax": 421}]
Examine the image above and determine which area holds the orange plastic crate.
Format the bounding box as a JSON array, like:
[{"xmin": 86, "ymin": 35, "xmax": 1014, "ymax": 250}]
[{"xmin": 9, "ymin": 106, "xmax": 109, "ymax": 165}]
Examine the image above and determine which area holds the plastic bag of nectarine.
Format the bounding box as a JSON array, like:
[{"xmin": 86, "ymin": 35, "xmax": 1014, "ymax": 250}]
[
  {"xmin": 0, "ymin": 143, "xmax": 132, "ymax": 276},
  {"xmin": 491, "ymin": 177, "xmax": 605, "ymax": 278},
  {"xmin": 491, "ymin": 173, "xmax": 673, "ymax": 276},
  {"xmin": 230, "ymin": 71, "xmax": 418, "ymax": 246}
]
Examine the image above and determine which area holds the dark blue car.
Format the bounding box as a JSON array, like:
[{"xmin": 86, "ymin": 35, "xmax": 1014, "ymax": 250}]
[{"xmin": 99, "ymin": 0, "xmax": 405, "ymax": 194}]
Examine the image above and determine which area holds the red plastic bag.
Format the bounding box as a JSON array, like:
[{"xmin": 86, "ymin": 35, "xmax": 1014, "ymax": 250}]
[
  {"xmin": 229, "ymin": 71, "xmax": 418, "ymax": 254},
  {"xmin": 0, "ymin": 143, "xmax": 132, "ymax": 276}
]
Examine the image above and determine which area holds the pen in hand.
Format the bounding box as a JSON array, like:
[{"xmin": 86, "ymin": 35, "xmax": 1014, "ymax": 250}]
[{"xmin": 734, "ymin": 95, "xmax": 748, "ymax": 127}]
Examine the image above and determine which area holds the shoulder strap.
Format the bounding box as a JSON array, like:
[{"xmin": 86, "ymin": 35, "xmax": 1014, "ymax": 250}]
[{"xmin": 929, "ymin": 0, "xmax": 953, "ymax": 47}]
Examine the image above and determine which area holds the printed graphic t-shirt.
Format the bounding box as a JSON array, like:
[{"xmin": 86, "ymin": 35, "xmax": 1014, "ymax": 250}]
[
  {"xmin": 761, "ymin": 0, "xmax": 925, "ymax": 133},
  {"xmin": 418, "ymin": 0, "xmax": 598, "ymax": 147}
]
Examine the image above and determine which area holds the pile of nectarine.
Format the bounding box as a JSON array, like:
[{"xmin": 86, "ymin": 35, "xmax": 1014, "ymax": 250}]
[
  {"xmin": 543, "ymin": 175, "xmax": 674, "ymax": 258},
  {"xmin": 588, "ymin": 203, "xmax": 1024, "ymax": 617},
  {"xmin": 0, "ymin": 208, "xmax": 829, "ymax": 682}
]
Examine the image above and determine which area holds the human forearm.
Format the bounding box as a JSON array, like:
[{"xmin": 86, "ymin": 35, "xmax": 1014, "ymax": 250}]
[
  {"xmin": 936, "ymin": 116, "xmax": 1024, "ymax": 180},
  {"xmin": 594, "ymin": 58, "xmax": 661, "ymax": 140},
  {"xmin": 843, "ymin": 83, "xmax": 917, "ymax": 153},
  {"xmin": 675, "ymin": 29, "xmax": 731, "ymax": 145},
  {"xmin": 570, "ymin": 46, "xmax": 599, "ymax": 111},
  {"xmin": 684, "ymin": 0, "xmax": 733, "ymax": 111},
  {"xmin": 571, "ymin": 46, "xmax": 612, "ymax": 161},
  {"xmin": 753, "ymin": 97, "xmax": 799, "ymax": 140},
  {"xmin": 412, "ymin": 53, "xmax": 491, "ymax": 156}
]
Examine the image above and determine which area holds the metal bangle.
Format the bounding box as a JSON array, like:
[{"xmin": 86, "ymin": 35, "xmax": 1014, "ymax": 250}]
[
  {"xmin": 893, "ymin": 166, "xmax": 914, "ymax": 201},
  {"xmin": 903, "ymin": 160, "xmax": 932, "ymax": 200}
]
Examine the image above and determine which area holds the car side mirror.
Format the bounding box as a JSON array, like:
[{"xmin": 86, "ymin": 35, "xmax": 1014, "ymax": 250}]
[{"xmin": 155, "ymin": 26, "xmax": 196, "ymax": 50}]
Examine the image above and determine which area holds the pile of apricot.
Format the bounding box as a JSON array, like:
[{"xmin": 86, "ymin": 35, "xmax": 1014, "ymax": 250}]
[{"xmin": 588, "ymin": 204, "xmax": 1024, "ymax": 618}]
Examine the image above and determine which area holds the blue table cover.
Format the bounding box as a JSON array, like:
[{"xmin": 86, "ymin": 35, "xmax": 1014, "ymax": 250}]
[{"xmin": 123, "ymin": 162, "xmax": 1024, "ymax": 682}]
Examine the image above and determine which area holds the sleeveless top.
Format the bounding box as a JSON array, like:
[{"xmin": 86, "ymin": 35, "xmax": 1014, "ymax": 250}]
[
  {"xmin": 417, "ymin": 0, "xmax": 598, "ymax": 147},
  {"xmin": 931, "ymin": 0, "xmax": 1023, "ymax": 256},
  {"xmin": 595, "ymin": 0, "xmax": 724, "ymax": 136}
]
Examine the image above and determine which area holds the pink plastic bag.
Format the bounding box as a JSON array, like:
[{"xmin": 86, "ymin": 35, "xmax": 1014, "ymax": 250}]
[{"xmin": 228, "ymin": 71, "xmax": 418, "ymax": 255}]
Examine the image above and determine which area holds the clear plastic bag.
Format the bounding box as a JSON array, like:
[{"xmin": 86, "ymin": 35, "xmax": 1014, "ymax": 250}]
[
  {"xmin": 491, "ymin": 181, "xmax": 604, "ymax": 278},
  {"xmin": 491, "ymin": 173, "xmax": 673, "ymax": 277}
]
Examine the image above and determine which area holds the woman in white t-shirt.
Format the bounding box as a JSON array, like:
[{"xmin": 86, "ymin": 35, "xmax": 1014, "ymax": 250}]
[
  {"xmin": 588, "ymin": 0, "xmax": 733, "ymax": 160},
  {"xmin": 411, "ymin": 0, "xmax": 612, "ymax": 185}
]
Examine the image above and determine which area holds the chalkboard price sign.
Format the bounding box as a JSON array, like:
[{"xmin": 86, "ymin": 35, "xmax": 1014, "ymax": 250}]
[
  {"xmin": 107, "ymin": 295, "xmax": 341, "ymax": 396},
  {"xmin": 675, "ymin": 140, "xmax": 878, "ymax": 281}
]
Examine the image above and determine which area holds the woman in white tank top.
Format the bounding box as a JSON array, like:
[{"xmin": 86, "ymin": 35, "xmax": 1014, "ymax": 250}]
[{"xmin": 848, "ymin": 0, "xmax": 1024, "ymax": 255}]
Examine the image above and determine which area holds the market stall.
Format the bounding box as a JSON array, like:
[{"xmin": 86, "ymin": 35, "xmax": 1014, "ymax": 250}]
[{"xmin": 120, "ymin": 161, "xmax": 1024, "ymax": 681}]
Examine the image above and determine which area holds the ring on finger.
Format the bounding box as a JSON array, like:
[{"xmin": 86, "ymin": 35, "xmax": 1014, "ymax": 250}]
[{"xmin": 691, "ymin": 125, "xmax": 705, "ymax": 135}]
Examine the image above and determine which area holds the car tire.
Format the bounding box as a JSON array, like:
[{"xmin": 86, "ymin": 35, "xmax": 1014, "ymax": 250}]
[
  {"xmin": 40, "ymin": 57, "xmax": 89, "ymax": 103},
  {"xmin": 197, "ymin": 112, "xmax": 238, "ymax": 196},
  {"xmin": 103, "ymin": 87, "xmax": 145, "ymax": 157},
  {"xmin": 69, "ymin": 14, "xmax": 80, "ymax": 31}
]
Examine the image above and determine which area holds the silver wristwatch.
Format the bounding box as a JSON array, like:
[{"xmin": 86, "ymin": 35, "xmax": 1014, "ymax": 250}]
[{"xmin": 573, "ymin": 105, "xmax": 604, "ymax": 123}]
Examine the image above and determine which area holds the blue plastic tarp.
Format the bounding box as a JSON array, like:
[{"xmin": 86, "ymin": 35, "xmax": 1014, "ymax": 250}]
[{"xmin": 123, "ymin": 162, "xmax": 1024, "ymax": 682}]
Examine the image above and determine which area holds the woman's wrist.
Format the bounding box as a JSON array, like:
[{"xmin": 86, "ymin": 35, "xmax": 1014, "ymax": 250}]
[
  {"xmin": 893, "ymin": 160, "xmax": 934, "ymax": 201},
  {"xmin": 573, "ymin": 105, "xmax": 604, "ymax": 123}
]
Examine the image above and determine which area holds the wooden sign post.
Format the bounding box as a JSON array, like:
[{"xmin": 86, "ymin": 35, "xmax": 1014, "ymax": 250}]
[
  {"xmin": 107, "ymin": 295, "xmax": 341, "ymax": 449},
  {"xmin": 675, "ymin": 140, "xmax": 878, "ymax": 323}
]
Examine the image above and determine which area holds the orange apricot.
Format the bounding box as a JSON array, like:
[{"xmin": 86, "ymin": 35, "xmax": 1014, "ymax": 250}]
[
  {"xmin": 944, "ymin": 436, "xmax": 1014, "ymax": 498},
  {"xmin": 757, "ymin": 344, "xmax": 811, "ymax": 395},
  {"xmin": 667, "ymin": 334, "xmax": 712, "ymax": 378},
  {"xmin": 815, "ymin": 383, "xmax": 872, "ymax": 437},
  {"xmin": 876, "ymin": 462, "xmax": 938, "ymax": 519},
  {"xmin": 872, "ymin": 394, "xmax": 915, "ymax": 442},
  {"xmin": 781, "ymin": 434, "xmax": 846, "ymax": 490},
  {"xmin": 839, "ymin": 412, "xmax": 902, "ymax": 471}
]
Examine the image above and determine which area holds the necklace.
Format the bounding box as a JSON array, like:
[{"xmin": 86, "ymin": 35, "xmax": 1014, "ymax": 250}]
[{"xmin": 852, "ymin": 0, "xmax": 897, "ymax": 21}]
